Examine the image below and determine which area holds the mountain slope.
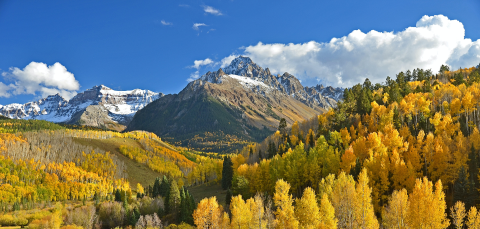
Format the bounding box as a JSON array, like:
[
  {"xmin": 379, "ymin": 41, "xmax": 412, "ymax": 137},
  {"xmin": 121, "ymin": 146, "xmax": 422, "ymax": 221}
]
[
  {"xmin": 127, "ymin": 56, "xmax": 343, "ymax": 152},
  {"xmin": 0, "ymin": 85, "xmax": 163, "ymax": 131}
]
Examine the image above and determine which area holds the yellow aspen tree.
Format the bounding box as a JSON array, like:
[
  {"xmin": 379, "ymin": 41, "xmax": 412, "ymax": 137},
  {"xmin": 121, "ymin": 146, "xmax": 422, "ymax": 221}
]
[
  {"xmin": 382, "ymin": 189, "xmax": 409, "ymax": 229},
  {"xmin": 340, "ymin": 146, "xmax": 356, "ymax": 173},
  {"xmin": 319, "ymin": 193, "xmax": 337, "ymax": 229},
  {"xmin": 295, "ymin": 187, "xmax": 320, "ymax": 228},
  {"xmin": 451, "ymin": 201, "xmax": 466, "ymax": 229},
  {"xmin": 407, "ymin": 177, "xmax": 450, "ymax": 229},
  {"xmin": 354, "ymin": 168, "xmax": 379, "ymax": 229},
  {"xmin": 193, "ymin": 196, "xmax": 223, "ymax": 229},
  {"xmin": 230, "ymin": 195, "xmax": 252, "ymax": 228},
  {"xmin": 252, "ymin": 193, "xmax": 267, "ymax": 229},
  {"xmin": 466, "ymin": 206, "xmax": 480, "ymax": 229},
  {"xmin": 331, "ymin": 172, "xmax": 356, "ymax": 229},
  {"xmin": 221, "ymin": 212, "xmax": 231, "ymax": 229},
  {"xmin": 136, "ymin": 183, "xmax": 144, "ymax": 196},
  {"xmin": 273, "ymin": 179, "xmax": 299, "ymax": 229}
]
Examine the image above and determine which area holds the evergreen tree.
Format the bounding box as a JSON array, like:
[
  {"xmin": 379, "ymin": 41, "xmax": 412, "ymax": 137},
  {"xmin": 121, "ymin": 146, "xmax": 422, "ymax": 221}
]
[
  {"xmin": 169, "ymin": 180, "xmax": 181, "ymax": 219},
  {"xmin": 185, "ymin": 190, "xmax": 195, "ymax": 225},
  {"xmin": 454, "ymin": 166, "xmax": 469, "ymax": 205},
  {"xmin": 226, "ymin": 189, "xmax": 233, "ymax": 206},
  {"xmin": 180, "ymin": 187, "xmax": 188, "ymax": 223},
  {"xmin": 350, "ymin": 158, "xmax": 362, "ymax": 181},
  {"xmin": 308, "ymin": 131, "xmax": 315, "ymax": 149},
  {"xmin": 268, "ymin": 141, "xmax": 276, "ymax": 158},
  {"xmin": 393, "ymin": 106, "xmax": 402, "ymax": 130},
  {"xmin": 159, "ymin": 176, "xmax": 170, "ymax": 197},
  {"xmin": 152, "ymin": 177, "xmax": 161, "ymax": 197},
  {"xmin": 278, "ymin": 118, "xmax": 287, "ymax": 136},
  {"xmin": 115, "ymin": 189, "xmax": 122, "ymax": 202},
  {"xmin": 222, "ymin": 157, "xmax": 234, "ymax": 190}
]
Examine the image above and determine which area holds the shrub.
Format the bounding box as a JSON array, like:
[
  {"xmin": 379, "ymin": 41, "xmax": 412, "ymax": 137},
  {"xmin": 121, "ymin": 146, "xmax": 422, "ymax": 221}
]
[
  {"xmin": 98, "ymin": 201, "xmax": 125, "ymax": 229},
  {"xmin": 64, "ymin": 205, "xmax": 96, "ymax": 229},
  {"xmin": 135, "ymin": 213, "xmax": 162, "ymax": 229},
  {"xmin": 139, "ymin": 196, "xmax": 164, "ymax": 216},
  {"xmin": 0, "ymin": 214, "xmax": 28, "ymax": 226}
]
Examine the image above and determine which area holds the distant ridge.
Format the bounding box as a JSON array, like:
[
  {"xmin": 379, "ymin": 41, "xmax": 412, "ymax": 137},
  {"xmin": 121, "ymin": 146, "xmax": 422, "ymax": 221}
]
[{"xmin": 0, "ymin": 85, "xmax": 163, "ymax": 131}]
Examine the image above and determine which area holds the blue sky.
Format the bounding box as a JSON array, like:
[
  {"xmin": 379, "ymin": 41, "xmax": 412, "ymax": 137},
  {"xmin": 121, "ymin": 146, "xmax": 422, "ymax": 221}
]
[{"xmin": 1, "ymin": 0, "xmax": 479, "ymax": 104}]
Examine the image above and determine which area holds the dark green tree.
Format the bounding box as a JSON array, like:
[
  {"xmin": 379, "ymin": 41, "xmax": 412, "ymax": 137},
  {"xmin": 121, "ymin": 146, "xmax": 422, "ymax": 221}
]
[
  {"xmin": 115, "ymin": 189, "xmax": 122, "ymax": 202},
  {"xmin": 159, "ymin": 176, "xmax": 170, "ymax": 197},
  {"xmin": 222, "ymin": 157, "xmax": 234, "ymax": 190},
  {"xmin": 168, "ymin": 180, "xmax": 181, "ymax": 219},
  {"xmin": 179, "ymin": 187, "xmax": 188, "ymax": 223},
  {"xmin": 278, "ymin": 118, "xmax": 287, "ymax": 136},
  {"xmin": 226, "ymin": 189, "xmax": 233, "ymax": 206},
  {"xmin": 454, "ymin": 166, "xmax": 469, "ymax": 205},
  {"xmin": 439, "ymin": 64, "xmax": 450, "ymax": 73},
  {"xmin": 267, "ymin": 141, "xmax": 276, "ymax": 158},
  {"xmin": 152, "ymin": 177, "xmax": 161, "ymax": 197}
]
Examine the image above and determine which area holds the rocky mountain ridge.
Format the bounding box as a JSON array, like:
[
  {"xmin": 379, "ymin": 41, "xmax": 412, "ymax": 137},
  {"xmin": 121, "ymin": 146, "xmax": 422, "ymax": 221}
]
[
  {"xmin": 0, "ymin": 85, "xmax": 163, "ymax": 130},
  {"xmin": 126, "ymin": 56, "xmax": 344, "ymax": 152},
  {"xmin": 200, "ymin": 56, "xmax": 343, "ymax": 109}
]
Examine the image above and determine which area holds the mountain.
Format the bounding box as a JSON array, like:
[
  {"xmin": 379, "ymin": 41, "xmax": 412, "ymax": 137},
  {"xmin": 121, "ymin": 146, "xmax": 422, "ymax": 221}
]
[
  {"xmin": 126, "ymin": 56, "xmax": 343, "ymax": 152},
  {"xmin": 0, "ymin": 85, "xmax": 163, "ymax": 131}
]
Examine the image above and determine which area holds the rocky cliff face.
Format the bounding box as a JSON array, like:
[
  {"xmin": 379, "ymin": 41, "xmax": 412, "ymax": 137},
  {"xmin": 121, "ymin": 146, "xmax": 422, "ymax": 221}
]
[
  {"xmin": 127, "ymin": 56, "xmax": 343, "ymax": 152},
  {"xmin": 0, "ymin": 85, "xmax": 163, "ymax": 130}
]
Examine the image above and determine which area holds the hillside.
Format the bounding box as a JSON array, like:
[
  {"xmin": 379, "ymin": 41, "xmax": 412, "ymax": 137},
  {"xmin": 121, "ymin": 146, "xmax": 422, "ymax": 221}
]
[
  {"xmin": 127, "ymin": 56, "xmax": 343, "ymax": 152},
  {"xmin": 195, "ymin": 65, "xmax": 480, "ymax": 228}
]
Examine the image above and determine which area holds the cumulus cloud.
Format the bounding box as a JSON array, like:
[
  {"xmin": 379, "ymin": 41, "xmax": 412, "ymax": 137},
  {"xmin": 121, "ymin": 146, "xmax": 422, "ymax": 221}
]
[
  {"xmin": 220, "ymin": 55, "xmax": 238, "ymax": 68},
  {"xmin": 187, "ymin": 58, "xmax": 215, "ymax": 82},
  {"xmin": 193, "ymin": 23, "xmax": 207, "ymax": 30},
  {"xmin": 217, "ymin": 15, "xmax": 480, "ymax": 87},
  {"xmin": 203, "ymin": 5, "xmax": 222, "ymax": 16},
  {"xmin": 1, "ymin": 62, "xmax": 80, "ymax": 99},
  {"xmin": 0, "ymin": 82, "xmax": 11, "ymax": 98},
  {"xmin": 192, "ymin": 58, "xmax": 214, "ymax": 69},
  {"xmin": 160, "ymin": 20, "xmax": 172, "ymax": 26}
]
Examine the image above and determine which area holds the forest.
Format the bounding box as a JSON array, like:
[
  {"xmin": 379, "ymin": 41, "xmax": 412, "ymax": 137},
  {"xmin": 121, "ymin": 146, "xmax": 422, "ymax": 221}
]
[
  {"xmin": 0, "ymin": 64, "xmax": 480, "ymax": 228},
  {"xmin": 194, "ymin": 65, "xmax": 480, "ymax": 228}
]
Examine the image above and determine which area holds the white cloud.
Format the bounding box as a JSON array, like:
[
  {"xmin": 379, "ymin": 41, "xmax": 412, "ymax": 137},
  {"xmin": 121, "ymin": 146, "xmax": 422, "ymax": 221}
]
[
  {"xmin": 193, "ymin": 23, "xmax": 207, "ymax": 30},
  {"xmin": 160, "ymin": 20, "xmax": 172, "ymax": 26},
  {"xmin": 220, "ymin": 55, "xmax": 238, "ymax": 68},
  {"xmin": 1, "ymin": 62, "xmax": 80, "ymax": 99},
  {"xmin": 187, "ymin": 70, "xmax": 200, "ymax": 82},
  {"xmin": 216, "ymin": 15, "xmax": 480, "ymax": 87},
  {"xmin": 0, "ymin": 82, "xmax": 11, "ymax": 98},
  {"xmin": 203, "ymin": 5, "xmax": 222, "ymax": 16},
  {"xmin": 192, "ymin": 58, "xmax": 214, "ymax": 69}
]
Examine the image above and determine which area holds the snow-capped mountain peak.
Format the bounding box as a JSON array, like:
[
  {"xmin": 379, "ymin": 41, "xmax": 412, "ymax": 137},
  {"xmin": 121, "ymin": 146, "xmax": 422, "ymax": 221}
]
[
  {"xmin": 196, "ymin": 56, "xmax": 343, "ymax": 109},
  {"xmin": 0, "ymin": 85, "xmax": 163, "ymax": 126}
]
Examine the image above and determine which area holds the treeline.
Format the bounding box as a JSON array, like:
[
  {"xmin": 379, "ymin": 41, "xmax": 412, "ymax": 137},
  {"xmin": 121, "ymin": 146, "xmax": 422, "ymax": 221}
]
[
  {"xmin": 206, "ymin": 64, "xmax": 480, "ymax": 228},
  {"xmin": 0, "ymin": 119, "xmax": 65, "ymax": 133}
]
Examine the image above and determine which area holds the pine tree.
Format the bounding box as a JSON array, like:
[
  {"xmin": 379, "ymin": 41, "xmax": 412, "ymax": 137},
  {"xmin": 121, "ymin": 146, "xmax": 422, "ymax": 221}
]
[
  {"xmin": 115, "ymin": 189, "xmax": 122, "ymax": 202},
  {"xmin": 159, "ymin": 175, "xmax": 170, "ymax": 197},
  {"xmin": 169, "ymin": 180, "xmax": 181, "ymax": 220},
  {"xmin": 222, "ymin": 157, "xmax": 234, "ymax": 190},
  {"xmin": 153, "ymin": 177, "xmax": 161, "ymax": 197},
  {"xmin": 226, "ymin": 189, "xmax": 233, "ymax": 206},
  {"xmin": 454, "ymin": 166, "xmax": 469, "ymax": 205},
  {"xmin": 180, "ymin": 187, "xmax": 188, "ymax": 223}
]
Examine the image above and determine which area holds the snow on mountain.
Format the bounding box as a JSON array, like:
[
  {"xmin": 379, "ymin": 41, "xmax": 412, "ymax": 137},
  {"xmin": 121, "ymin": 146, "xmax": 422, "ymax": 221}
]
[
  {"xmin": 0, "ymin": 85, "xmax": 163, "ymax": 125},
  {"xmin": 198, "ymin": 56, "xmax": 343, "ymax": 109}
]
